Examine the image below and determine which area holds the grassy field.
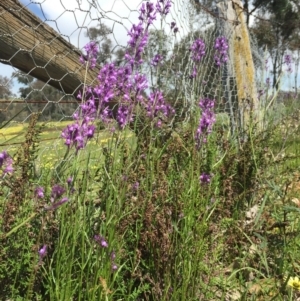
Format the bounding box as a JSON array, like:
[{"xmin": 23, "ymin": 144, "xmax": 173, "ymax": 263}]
[{"xmin": 0, "ymin": 121, "xmax": 134, "ymax": 175}]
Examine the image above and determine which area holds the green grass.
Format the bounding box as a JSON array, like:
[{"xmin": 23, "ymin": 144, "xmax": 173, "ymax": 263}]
[{"xmin": 1, "ymin": 101, "xmax": 300, "ymax": 300}]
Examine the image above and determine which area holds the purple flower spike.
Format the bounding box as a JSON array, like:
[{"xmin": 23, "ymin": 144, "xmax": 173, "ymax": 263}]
[
  {"xmin": 61, "ymin": 98, "xmax": 96, "ymax": 152},
  {"xmin": 142, "ymin": 91, "xmax": 175, "ymax": 123},
  {"xmin": 117, "ymin": 105, "xmax": 133, "ymax": 129},
  {"xmin": 111, "ymin": 251, "xmax": 116, "ymax": 261},
  {"xmin": 38, "ymin": 245, "xmax": 47, "ymax": 262},
  {"xmin": 284, "ymin": 54, "xmax": 292, "ymax": 73},
  {"xmin": 80, "ymin": 41, "xmax": 99, "ymax": 69},
  {"xmin": 94, "ymin": 235, "xmax": 108, "ymax": 248},
  {"xmin": 190, "ymin": 38, "xmax": 206, "ymax": 62},
  {"xmin": 51, "ymin": 184, "xmax": 65, "ymax": 201},
  {"xmin": 45, "ymin": 197, "xmax": 69, "ymax": 211},
  {"xmin": 67, "ymin": 177, "xmax": 73, "ymax": 185},
  {"xmin": 132, "ymin": 182, "xmax": 140, "ymax": 190},
  {"xmin": 199, "ymin": 173, "xmax": 211, "ymax": 184},
  {"xmin": 101, "ymin": 239, "xmax": 108, "ymax": 248},
  {"xmin": 195, "ymin": 98, "xmax": 216, "ymax": 149},
  {"xmin": 112, "ymin": 263, "xmax": 118, "ymax": 271},
  {"xmin": 214, "ymin": 36, "xmax": 228, "ymax": 67},
  {"xmin": 0, "ymin": 151, "xmax": 14, "ymax": 176},
  {"xmin": 35, "ymin": 186, "xmax": 44, "ymax": 199},
  {"xmin": 139, "ymin": 2, "xmax": 157, "ymax": 25},
  {"xmin": 190, "ymin": 67, "xmax": 197, "ymax": 79},
  {"xmin": 151, "ymin": 54, "xmax": 163, "ymax": 66},
  {"xmin": 156, "ymin": 0, "xmax": 172, "ymax": 16}
]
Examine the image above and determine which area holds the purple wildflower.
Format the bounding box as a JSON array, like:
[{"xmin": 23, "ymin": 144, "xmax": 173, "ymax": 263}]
[
  {"xmin": 61, "ymin": 0, "xmax": 175, "ymax": 141},
  {"xmin": 87, "ymin": 61, "xmax": 149, "ymax": 129},
  {"xmin": 169, "ymin": 20, "xmax": 179, "ymax": 33},
  {"xmin": 190, "ymin": 38, "xmax": 206, "ymax": 62},
  {"xmin": 45, "ymin": 197, "xmax": 69, "ymax": 211},
  {"xmin": 195, "ymin": 98, "xmax": 216, "ymax": 149},
  {"xmin": 80, "ymin": 41, "xmax": 99, "ymax": 69},
  {"xmin": 111, "ymin": 251, "xmax": 116, "ymax": 261},
  {"xmin": 35, "ymin": 186, "xmax": 44, "ymax": 199},
  {"xmin": 156, "ymin": 0, "xmax": 172, "ymax": 16},
  {"xmin": 266, "ymin": 77, "xmax": 270, "ymax": 87},
  {"xmin": 0, "ymin": 151, "xmax": 13, "ymax": 176},
  {"xmin": 258, "ymin": 89, "xmax": 264, "ymax": 100},
  {"xmin": 156, "ymin": 119, "xmax": 162, "ymax": 127},
  {"xmin": 265, "ymin": 59, "xmax": 269, "ymax": 71},
  {"xmin": 284, "ymin": 54, "xmax": 292, "ymax": 73},
  {"xmin": 67, "ymin": 177, "xmax": 73, "ymax": 186},
  {"xmin": 199, "ymin": 97, "xmax": 215, "ymax": 110},
  {"xmin": 51, "ymin": 184, "xmax": 65, "ymax": 200},
  {"xmin": 190, "ymin": 67, "xmax": 197, "ymax": 79},
  {"xmin": 214, "ymin": 36, "xmax": 228, "ymax": 67},
  {"xmin": 110, "ymin": 251, "xmax": 118, "ymax": 271},
  {"xmin": 61, "ymin": 99, "xmax": 96, "ymax": 152},
  {"xmin": 125, "ymin": 23, "xmax": 149, "ymax": 68},
  {"xmin": 94, "ymin": 235, "xmax": 108, "ymax": 248},
  {"xmin": 151, "ymin": 54, "xmax": 163, "ymax": 66},
  {"xmin": 142, "ymin": 91, "xmax": 175, "ymax": 123},
  {"xmin": 139, "ymin": 2, "xmax": 157, "ymax": 25},
  {"xmin": 117, "ymin": 105, "xmax": 133, "ymax": 129},
  {"xmin": 38, "ymin": 245, "xmax": 47, "ymax": 262},
  {"xmin": 132, "ymin": 182, "xmax": 140, "ymax": 190},
  {"xmin": 199, "ymin": 173, "xmax": 211, "ymax": 184}
]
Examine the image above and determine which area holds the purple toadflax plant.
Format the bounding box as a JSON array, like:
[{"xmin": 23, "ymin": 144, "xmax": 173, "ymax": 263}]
[
  {"xmin": 190, "ymin": 38, "xmax": 206, "ymax": 63},
  {"xmin": 284, "ymin": 54, "xmax": 292, "ymax": 73},
  {"xmin": 151, "ymin": 54, "xmax": 163, "ymax": 66},
  {"xmin": 0, "ymin": 151, "xmax": 13, "ymax": 177},
  {"xmin": 38, "ymin": 245, "xmax": 47, "ymax": 263},
  {"xmin": 141, "ymin": 91, "xmax": 175, "ymax": 125},
  {"xmin": 35, "ymin": 186, "xmax": 44, "ymax": 199},
  {"xmin": 62, "ymin": 0, "xmax": 176, "ymax": 148},
  {"xmin": 156, "ymin": 0, "xmax": 172, "ymax": 16},
  {"xmin": 214, "ymin": 36, "xmax": 228, "ymax": 67},
  {"xmin": 199, "ymin": 173, "xmax": 211, "ymax": 184},
  {"xmin": 42, "ymin": 184, "xmax": 68, "ymax": 211},
  {"xmin": 94, "ymin": 235, "xmax": 108, "ymax": 248},
  {"xmin": 80, "ymin": 41, "xmax": 99, "ymax": 69},
  {"xmin": 170, "ymin": 21, "xmax": 178, "ymax": 33},
  {"xmin": 61, "ymin": 98, "xmax": 96, "ymax": 152},
  {"xmin": 195, "ymin": 98, "xmax": 216, "ymax": 149},
  {"xmin": 110, "ymin": 251, "xmax": 118, "ymax": 271},
  {"xmin": 190, "ymin": 38, "xmax": 206, "ymax": 78}
]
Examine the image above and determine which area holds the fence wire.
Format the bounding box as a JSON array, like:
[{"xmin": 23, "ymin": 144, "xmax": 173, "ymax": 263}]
[{"xmin": 0, "ymin": 0, "xmax": 268, "ymax": 153}]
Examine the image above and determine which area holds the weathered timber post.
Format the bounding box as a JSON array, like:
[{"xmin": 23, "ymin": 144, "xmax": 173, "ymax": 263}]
[
  {"xmin": 217, "ymin": 0, "xmax": 262, "ymax": 131},
  {"xmin": 0, "ymin": 0, "xmax": 99, "ymax": 97}
]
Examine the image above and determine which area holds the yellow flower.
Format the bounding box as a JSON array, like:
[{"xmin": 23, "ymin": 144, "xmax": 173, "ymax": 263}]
[{"xmin": 287, "ymin": 276, "xmax": 300, "ymax": 290}]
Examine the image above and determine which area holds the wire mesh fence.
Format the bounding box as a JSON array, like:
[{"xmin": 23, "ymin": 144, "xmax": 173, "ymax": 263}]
[{"xmin": 0, "ymin": 0, "xmax": 287, "ymax": 151}]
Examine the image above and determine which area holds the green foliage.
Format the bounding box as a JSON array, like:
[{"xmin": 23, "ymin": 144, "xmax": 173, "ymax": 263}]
[{"xmin": 2, "ymin": 92, "xmax": 300, "ymax": 300}]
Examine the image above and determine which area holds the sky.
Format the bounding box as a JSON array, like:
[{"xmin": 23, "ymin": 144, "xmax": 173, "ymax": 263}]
[{"xmin": 1, "ymin": 0, "xmax": 298, "ymax": 96}]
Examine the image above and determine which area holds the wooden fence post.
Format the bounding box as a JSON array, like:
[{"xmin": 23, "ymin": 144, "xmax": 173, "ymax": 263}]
[
  {"xmin": 217, "ymin": 0, "xmax": 262, "ymax": 131},
  {"xmin": 0, "ymin": 0, "xmax": 99, "ymax": 97}
]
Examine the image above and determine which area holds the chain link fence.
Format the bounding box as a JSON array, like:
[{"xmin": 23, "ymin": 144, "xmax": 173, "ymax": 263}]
[{"xmin": 0, "ymin": 0, "xmax": 266, "ymax": 150}]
